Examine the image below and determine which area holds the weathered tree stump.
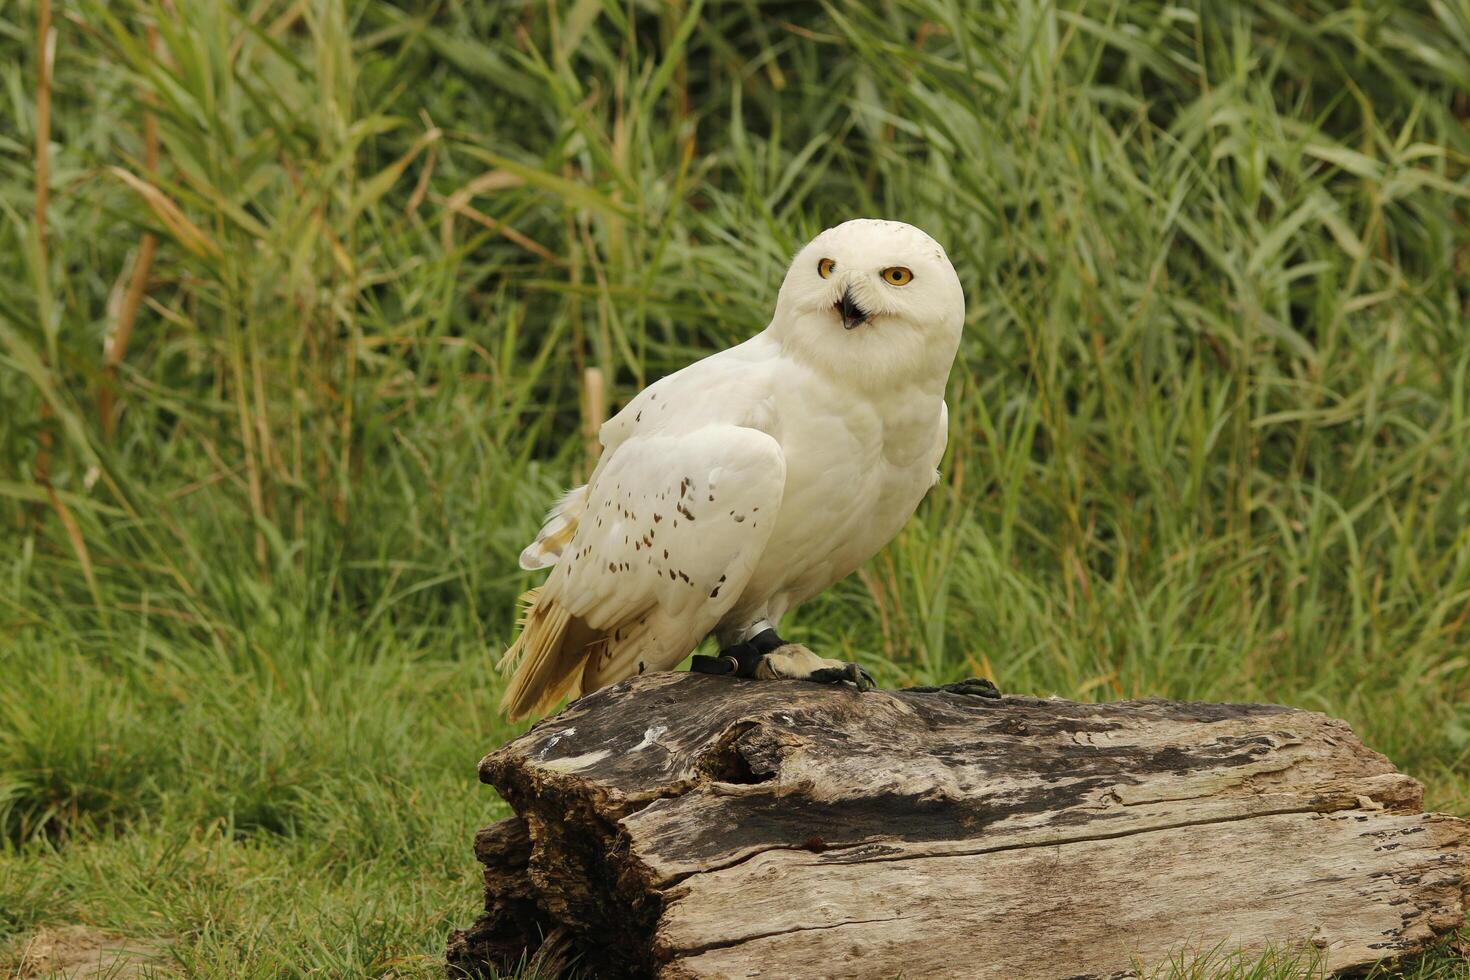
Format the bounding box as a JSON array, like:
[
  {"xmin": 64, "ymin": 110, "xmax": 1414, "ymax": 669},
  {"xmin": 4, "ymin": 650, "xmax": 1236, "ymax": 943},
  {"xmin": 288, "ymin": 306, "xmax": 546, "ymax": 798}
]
[{"xmin": 447, "ymin": 673, "xmax": 1470, "ymax": 978}]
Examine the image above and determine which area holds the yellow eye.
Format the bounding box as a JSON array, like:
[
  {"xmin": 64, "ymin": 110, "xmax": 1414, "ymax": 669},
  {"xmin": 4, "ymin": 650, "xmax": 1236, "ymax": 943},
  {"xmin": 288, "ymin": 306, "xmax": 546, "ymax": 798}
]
[
  {"xmin": 882, "ymin": 266, "xmax": 913, "ymax": 286},
  {"xmin": 817, "ymin": 258, "xmax": 836, "ymax": 279}
]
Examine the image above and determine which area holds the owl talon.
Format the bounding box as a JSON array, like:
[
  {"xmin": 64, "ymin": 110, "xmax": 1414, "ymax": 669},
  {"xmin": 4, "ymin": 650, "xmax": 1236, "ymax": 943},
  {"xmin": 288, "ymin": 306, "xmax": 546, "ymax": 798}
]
[{"xmin": 808, "ymin": 662, "xmax": 875, "ymax": 691}]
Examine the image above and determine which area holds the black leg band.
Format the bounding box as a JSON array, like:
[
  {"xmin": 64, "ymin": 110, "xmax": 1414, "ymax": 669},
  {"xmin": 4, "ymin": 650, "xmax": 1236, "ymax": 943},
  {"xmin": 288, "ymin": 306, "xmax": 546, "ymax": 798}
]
[
  {"xmin": 690, "ymin": 654, "xmax": 737, "ymax": 675},
  {"xmin": 690, "ymin": 629, "xmax": 784, "ymax": 678}
]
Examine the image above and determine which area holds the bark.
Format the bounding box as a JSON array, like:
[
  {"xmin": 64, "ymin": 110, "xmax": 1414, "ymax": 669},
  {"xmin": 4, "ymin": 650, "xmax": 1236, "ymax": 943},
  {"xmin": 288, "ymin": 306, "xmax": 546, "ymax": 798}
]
[{"xmin": 447, "ymin": 673, "xmax": 1470, "ymax": 979}]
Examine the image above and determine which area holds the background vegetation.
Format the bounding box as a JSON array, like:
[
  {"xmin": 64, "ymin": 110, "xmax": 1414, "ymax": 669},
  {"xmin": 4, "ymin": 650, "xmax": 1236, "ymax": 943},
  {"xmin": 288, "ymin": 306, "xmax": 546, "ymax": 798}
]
[{"xmin": 1, "ymin": 0, "xmax": 1468, "ymax": 975}]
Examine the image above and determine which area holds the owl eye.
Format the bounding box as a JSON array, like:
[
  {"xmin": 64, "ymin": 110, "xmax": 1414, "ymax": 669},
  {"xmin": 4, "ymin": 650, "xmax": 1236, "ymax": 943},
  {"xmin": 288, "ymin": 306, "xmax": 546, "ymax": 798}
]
[
  {"xmin": 881, "ymin": 266, "xmax": 913, "ymax": 286},
  {"xmin": 817, "ymin": 258, "xmax": 836, "ymax": 279}
]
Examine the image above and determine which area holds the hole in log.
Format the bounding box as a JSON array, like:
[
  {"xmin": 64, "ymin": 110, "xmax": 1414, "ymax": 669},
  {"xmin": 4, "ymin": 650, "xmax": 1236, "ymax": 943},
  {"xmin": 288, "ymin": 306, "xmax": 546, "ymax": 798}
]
[{"xmin": 701, "ymin": 721, "xmax": 780, "ymax": 785}]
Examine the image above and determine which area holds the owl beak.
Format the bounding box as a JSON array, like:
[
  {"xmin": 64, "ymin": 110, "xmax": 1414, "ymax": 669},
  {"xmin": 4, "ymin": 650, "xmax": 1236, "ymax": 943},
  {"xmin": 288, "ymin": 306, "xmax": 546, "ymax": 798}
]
[{"xmin": 838, "ymin": 286, "xmax": 870, "ymax": 330}]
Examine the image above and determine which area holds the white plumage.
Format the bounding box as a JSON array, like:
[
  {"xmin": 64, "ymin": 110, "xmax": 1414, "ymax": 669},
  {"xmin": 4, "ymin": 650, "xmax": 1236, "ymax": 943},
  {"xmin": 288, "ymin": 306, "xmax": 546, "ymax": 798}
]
[{"xmin": 500, "ymin": 219, "xmax": 965, "ymax": 720}]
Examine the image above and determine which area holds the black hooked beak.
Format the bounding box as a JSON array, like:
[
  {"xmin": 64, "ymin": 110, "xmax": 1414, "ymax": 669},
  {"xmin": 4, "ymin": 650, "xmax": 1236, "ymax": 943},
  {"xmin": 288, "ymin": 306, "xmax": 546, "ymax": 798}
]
[{"xmin": 837, "ymin": 286, "xmax": 871, "ymax": 330}]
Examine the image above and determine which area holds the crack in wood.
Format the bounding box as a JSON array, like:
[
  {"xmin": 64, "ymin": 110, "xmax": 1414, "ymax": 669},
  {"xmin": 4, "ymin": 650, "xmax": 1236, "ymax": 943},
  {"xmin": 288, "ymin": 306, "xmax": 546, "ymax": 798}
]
[
  {"xmin": 699, "ymin": 802, "xmax": 1361, "ymax": 873},
  {"xmin": 669, "ymin": 912, "xmax": 910, "ymax": 959}
]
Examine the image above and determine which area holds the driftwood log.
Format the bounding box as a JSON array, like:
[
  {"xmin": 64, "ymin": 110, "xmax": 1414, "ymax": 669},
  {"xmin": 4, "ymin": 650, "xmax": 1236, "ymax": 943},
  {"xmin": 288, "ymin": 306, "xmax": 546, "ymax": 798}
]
[{"xmin": 446, "ymin": 672, "xmax": 1470, "ymax": 978}]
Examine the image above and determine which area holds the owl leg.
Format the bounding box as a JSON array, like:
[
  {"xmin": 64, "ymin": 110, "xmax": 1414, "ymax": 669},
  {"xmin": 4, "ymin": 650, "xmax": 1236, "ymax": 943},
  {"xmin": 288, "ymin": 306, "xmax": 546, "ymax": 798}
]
[{"xmin": 690, "ymin": 629, "xmax": 874, "ymax": 692}]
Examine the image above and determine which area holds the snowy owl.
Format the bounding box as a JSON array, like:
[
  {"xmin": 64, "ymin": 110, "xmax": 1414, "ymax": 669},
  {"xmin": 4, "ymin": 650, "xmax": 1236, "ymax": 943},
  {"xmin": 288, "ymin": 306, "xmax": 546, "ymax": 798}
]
[{"xmin": 499, "ymin": 218, "xmax": 987, "ymax": 720}]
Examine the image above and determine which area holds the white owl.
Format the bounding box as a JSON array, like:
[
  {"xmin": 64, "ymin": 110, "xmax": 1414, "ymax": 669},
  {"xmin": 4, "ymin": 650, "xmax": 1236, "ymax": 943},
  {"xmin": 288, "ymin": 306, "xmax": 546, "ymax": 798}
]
[{"xmin": 500, "ymin": 219, "xmax": 967, "ymax": 720}]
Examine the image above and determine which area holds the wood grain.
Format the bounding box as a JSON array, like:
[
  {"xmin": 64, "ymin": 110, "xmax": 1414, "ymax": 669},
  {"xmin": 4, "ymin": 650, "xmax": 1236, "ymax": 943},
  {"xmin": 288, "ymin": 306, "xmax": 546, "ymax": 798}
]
[{"xmin": 446, "ymin": 673, "xmax": 1469, "ymax": 978}]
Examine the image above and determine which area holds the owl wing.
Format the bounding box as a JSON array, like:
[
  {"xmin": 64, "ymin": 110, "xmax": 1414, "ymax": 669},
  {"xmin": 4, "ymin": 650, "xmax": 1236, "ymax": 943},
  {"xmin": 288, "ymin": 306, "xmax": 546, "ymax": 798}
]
[
  {"xmin": 929, "ymin": 399, "xmax": 949, "ymax": 485},
  {"xmin": 499, "ymin": 424, "xmax": 785, "ymax": 719}
]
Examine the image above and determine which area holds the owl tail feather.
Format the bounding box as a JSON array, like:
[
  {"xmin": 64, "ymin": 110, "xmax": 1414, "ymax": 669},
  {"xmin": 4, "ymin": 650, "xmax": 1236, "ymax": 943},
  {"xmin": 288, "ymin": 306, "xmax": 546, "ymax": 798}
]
[{"xmin": 499, "ymin": 587, "xmax": 597, "ymax": 722}]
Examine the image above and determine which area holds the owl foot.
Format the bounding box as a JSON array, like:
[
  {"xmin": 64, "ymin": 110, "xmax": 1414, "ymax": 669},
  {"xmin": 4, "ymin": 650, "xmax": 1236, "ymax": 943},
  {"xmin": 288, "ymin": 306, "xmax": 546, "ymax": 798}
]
[
  {"xmin": 901, "ymin": 678, "xmax": 1002, "ymax": 698},
  {"xmin": 690, "ymin": 630, "xmax": 874, "ymax": 691},
  {"xmin": 757, "ymin": 644, "xmax": 875, "ymax": 691}
]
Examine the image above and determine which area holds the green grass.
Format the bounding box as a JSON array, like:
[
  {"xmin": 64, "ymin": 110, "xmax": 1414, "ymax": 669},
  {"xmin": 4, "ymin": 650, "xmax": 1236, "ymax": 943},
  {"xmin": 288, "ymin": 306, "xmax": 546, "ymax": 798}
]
[{"xmin": 1, "ymin": 0, "xmax": 1469, "ymax": 975}]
